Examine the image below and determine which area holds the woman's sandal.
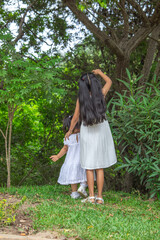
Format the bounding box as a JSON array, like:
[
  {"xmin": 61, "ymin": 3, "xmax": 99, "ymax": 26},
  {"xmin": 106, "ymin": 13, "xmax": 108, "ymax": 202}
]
[
  {"xmin": 96, "ymin": 197, "xmax": 104, "ymax": 205},
  {"xmin": 81, "ymin": 196, "xmax": 95, "ymax": 204}
]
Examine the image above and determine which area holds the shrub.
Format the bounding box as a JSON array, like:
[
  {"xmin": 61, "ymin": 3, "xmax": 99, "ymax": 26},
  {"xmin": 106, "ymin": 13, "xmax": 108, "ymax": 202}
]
[{"xmin": 108, "ymin": 71, "xmax": 160, "ymax": 198}]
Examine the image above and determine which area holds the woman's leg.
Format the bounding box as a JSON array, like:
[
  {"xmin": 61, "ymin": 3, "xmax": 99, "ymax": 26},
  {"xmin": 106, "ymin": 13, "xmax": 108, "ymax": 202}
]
[
  {"xmin": 86, "ymin": 169, "xmax": 94, "ymax": 197},
  {"xmin": 96, "ymin": 168, "xmax": 104, "ymax": 202}
]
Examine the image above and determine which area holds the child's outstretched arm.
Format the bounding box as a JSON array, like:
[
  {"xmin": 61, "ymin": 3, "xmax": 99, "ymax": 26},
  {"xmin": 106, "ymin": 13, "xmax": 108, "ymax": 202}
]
[{"xmin": 50, "ymin": 145, "xmax": 68, "ymax": 162}]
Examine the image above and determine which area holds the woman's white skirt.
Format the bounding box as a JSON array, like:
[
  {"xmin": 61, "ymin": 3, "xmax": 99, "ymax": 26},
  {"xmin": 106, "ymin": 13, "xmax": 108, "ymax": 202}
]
[{"xmin": 80, "ymin": 120, "xmax": 117, "ymax": 169}]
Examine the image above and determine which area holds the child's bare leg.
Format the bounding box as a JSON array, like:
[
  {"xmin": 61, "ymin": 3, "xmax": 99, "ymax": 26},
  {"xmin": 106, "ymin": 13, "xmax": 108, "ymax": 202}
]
[
  {"xmin": 96, "ymin": 168, "xmax": 104, "ymax": 203},
  {"xmin": 71, "ymin": 184, "xmax": 77, "ymax": 192},
  {"xmin": 77, "ymin": 181, "xmax": 88, "ymax": 198},
  {"xmin": 80, "ymin": 182, "xmax": 87, "ymax": 188},
  {"xmin": 70, "ymin": 184, "xmax": 80, "ymax": 199},
  {"xmin": 86, "ymin": 169, "xmax": 94, "ymax": 197}
]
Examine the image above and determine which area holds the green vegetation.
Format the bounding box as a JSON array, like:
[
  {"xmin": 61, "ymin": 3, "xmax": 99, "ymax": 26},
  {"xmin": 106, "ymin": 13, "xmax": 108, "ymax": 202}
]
[
  {"xmin": 0, "ymin": 185, "xmax": 160, "ymax": 240},
  {"xmin": 0, "ymin": 0, "xmax": 159, "ymax": 218},
  {"xmin": 108, "ymin": 72, "xmax": 160, "ymax": 198},
  {"xmin": 0, "ymin": 2, "xmax": 159, "ymax": 238},
  {"xmin": 0, "ymin": 196, "xmax": 26, "ymax": 226}
]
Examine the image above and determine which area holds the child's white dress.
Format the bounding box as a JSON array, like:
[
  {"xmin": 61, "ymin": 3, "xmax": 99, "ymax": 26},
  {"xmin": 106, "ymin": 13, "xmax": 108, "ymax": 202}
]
[
  {"xmin": 58, "ymin": 133, "xmax": 87, "ymax": 185},
  {"xmin": 80, "ymin": 120, "xmax": 117, "ymax": 169}
]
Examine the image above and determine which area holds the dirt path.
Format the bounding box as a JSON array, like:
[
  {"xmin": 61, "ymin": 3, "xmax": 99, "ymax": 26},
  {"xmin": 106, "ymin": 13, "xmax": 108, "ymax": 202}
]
[
  {"xmin": 0, "ymin": 194, "xmax": 75, "ymax": 240},
  {"xmin": 0, "ymin": 231, "xmax": 69, "ymax": 240}
]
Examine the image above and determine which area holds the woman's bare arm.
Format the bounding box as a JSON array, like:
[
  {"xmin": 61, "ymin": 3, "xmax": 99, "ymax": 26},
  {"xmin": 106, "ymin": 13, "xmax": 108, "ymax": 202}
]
[
  {"xmin": 65, "ymin": 99, "xmax": 80, "ymax": 140},
  {"xmin": 92, "ymin": 69, "xmax": 112, "ymax": 97}
]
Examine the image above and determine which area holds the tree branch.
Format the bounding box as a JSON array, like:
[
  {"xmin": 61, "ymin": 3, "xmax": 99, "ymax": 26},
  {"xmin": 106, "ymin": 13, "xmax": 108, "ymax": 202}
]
[
  {"xmin": 87, "ymin": 8, "xmax": 119, "ymax": 43},
  {"xmin": 24, "ymin": 23, "xmax": 52, "ymax": 46},
  {"xmin": 64, "ymin": 0, "xmax": 124, "ymax": 58},
  {"xmin": 125, "ymin": 25, "xmax": 154, "ymax": 54},
  {"xmin": 139, "ymin": 24, "xmax": 160, "ymax": 87},
  {"xmin": 150, "ymin": 2, "xmax": 160, "ymax": 25},
  {"xmin": 126, "ymin": 0, "xmax": 149, "ymax": 25},
  {"xmin": 0, "ymin": 20, "xmax": 11, "ymax": 30},
  {"xmin": 153, "ymin": 47, "xmax": 160, "ymax": 82},
  {"xmin": 148, "ymin": 35, "xmax": 160, "ymax": 45},
  {"xmin": 6, "ymin": 120, "xmax": 9, "ymax": 142},
  {"xmin": 118, "ymin": 0, "xmax": 129, "ymax": 43},
  {"xmin": 13, "ymin": 0, "xmax": 37, "ymax": 44},
  {"xmin": 0, "ymin": 129, "xmax": 5, "ymax": 139}
]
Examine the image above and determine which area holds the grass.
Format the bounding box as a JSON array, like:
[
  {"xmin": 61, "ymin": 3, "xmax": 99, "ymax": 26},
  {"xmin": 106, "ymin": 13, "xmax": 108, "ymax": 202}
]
[{"xmin": 0, "ymin": 185, "xmax": 160, "ymax": 240}]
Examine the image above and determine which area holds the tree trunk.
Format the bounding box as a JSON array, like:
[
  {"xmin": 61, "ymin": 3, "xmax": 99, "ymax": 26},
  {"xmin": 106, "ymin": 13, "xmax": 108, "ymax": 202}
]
[
  {"xmin": 153, "ymin": 45, "xmax": 160, "ymax": 83},
  {"xmin": 5, "ymin": 135, "xmax": 9, "ymax": 188},
  {"xmin": 6, "ymin": 105, "xmax": 17, "ymax": 188},
  {"xmin": 122, "ymin": 172, "xmax": 133, "ymax": 192},
  {"xmin": 139, "ymin": 24, "xmax": 160, "ymax": 87},
  {"xmin": 0, "ymin": 121, "xmax": 10, "ymax": 188},
  {"xmin": 115, "ymin": 56, "xmax": 130, "ymax": 92},
  {"xmin": 64, "ymin": 0, "xmax": 160, "ymax": 87},
  {"xmin": 7, "ymin": 118, "xmax": 13, "ymax": 188},
  {"xmin": 7, "ymin": 153, "xmax": 11, "ymax": 188}
]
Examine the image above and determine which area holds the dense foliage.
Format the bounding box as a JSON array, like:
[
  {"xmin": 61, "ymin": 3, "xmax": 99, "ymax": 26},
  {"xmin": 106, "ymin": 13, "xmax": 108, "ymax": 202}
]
[
  {"xmin": 0, "ymin": 1, "xmax": 159, "ymax": 198},
  {"xmin": 108, "ymin": 71, "xmax": 160, "ymax": 198}
]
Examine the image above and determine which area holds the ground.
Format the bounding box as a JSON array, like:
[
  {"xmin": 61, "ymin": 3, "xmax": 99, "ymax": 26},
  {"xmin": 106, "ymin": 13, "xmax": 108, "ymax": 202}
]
[
  {"xmin": 0, "ymin": 185, "xmax": 159, "ymax": 240},
  {"xmin": 0, "ymin": 193, "xmax": 76, "ymax": 240}
]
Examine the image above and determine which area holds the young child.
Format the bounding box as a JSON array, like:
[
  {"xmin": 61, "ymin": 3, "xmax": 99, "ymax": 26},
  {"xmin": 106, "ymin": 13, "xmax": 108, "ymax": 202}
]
[{"xmin": 50, "ymin": 115, "xmax": 87, "ymax": 199}]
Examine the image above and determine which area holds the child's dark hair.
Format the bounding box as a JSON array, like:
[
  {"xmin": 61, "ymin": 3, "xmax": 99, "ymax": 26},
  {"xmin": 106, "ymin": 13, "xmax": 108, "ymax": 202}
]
[
  {"xmin": 78, "ymin": 72, "xmax": 106, "ymax": 126},
  {"xmin": 63, "ymin": 115, "xmax": 80, "ymax": 133}
]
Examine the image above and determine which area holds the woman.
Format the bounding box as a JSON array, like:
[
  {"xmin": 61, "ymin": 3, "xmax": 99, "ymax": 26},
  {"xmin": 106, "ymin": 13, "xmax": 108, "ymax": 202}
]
[{"xmin": 65, "ymin": 69, "xmax": 117, "ymax": 204}]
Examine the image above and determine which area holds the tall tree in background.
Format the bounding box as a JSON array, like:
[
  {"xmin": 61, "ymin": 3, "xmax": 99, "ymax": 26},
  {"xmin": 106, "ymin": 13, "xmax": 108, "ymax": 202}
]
[
  {"xmin": 0, "ymin": 34, "xmax": 62, "ymax": 187},
  {"xmin": 1, "ymin": 0, "xmax": 159, "ymax": 92},
  {"xmin": 64, "ymin": 0, "xmax": 160, "ymax": 90}
]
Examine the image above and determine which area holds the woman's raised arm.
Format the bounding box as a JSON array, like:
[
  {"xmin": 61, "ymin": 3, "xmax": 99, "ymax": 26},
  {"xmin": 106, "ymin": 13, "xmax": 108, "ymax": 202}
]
[{"xmin": 92, "ymin": 69, "xmax": 112, "ymax": 97}]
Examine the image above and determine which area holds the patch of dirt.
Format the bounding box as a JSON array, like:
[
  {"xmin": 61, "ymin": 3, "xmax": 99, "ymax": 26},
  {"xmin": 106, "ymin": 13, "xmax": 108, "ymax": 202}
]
[
  {"xmin": 0, "ymin": 193, "xmax": 77, "ymax": 240},
  {"xmin": 0, "ymin": 193, "xmax": 22, "ymax": 204}
]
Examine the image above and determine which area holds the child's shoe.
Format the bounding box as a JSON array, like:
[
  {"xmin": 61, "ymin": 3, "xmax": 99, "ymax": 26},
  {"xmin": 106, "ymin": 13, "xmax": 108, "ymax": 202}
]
[
  {"xmin": 77, "ymin": 185, "xmax": 88, "ymax": 198},
  {"xmin": 70, "ymin": 191, "xmax": 81, "ymax": 199},
  {"xmin": 81, "ymin": 196, "xmax": 95, "ymax": 204}
]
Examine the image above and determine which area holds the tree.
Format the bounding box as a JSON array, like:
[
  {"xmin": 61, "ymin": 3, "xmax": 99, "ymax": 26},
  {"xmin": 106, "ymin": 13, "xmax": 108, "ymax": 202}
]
[
  {"xmin": 0, "ymin": 0, "xmax": 71, "ymax": 54},
  {"xmin": 64, "ymin": 0, "xmax": 160, "ymax": 90},
  {"xmin": 1, "ymin": 0, "xmax": 159, "ymax": 92},
  {"xmin": 0, "ymin": 45, "xmax": 62, "ymax": 187}
]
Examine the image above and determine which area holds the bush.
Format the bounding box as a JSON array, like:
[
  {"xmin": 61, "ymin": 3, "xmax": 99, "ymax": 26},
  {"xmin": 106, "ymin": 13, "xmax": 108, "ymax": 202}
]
[{"xmin": 108, "ymin": 71, "xmax": 160, "ymax": 198}]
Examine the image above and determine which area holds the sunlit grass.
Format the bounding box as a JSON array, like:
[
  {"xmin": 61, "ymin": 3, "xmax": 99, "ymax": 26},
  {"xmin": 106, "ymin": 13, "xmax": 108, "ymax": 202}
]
[{"xmin": 0, "ymin": 185, "xmax": 159, "ymax": 240}]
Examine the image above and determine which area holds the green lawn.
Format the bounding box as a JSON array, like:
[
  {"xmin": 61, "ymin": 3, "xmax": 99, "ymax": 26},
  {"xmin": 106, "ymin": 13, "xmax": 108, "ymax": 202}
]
[{"xmin": 0, "ymin": 185, "xmax": 159, "ymax": 240}]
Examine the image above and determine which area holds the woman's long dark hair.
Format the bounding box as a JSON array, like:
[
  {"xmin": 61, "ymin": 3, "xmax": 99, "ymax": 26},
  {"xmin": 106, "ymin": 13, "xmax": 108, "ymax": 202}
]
[
  {"xmin": 63, "ymin": 115, "xmax": 80, "ymax": 133},
  {"xmin": 78, "ymin": 73, "xmax": 106, "ymax": 126}
]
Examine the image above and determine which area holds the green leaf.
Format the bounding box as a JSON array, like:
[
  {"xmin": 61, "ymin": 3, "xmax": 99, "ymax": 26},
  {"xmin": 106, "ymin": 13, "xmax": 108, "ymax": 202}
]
[{"xmin": 126, "ymin": 68, "xmax": 131, "ymax": 81}]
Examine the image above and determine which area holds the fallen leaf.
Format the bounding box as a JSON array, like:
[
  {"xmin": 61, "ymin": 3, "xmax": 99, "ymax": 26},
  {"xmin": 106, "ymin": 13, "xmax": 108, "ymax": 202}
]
[
  {"xmin": 64, "ymin": 229, "xmax": 72, "ymax": 232},
  {"xmin": 87, "ymin": 225, "xmax": 94, "ymax": 229},
  {"xmin": 20, "ymin": 219, "xmax": 26, "ymax": 223},
  {"xmin": 109, "ymin": 214, "xmax": 114, "ymax": 217},
  {"xmin": 20, "ymin": 233, "xmax": 26, "ymax": 236}
]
